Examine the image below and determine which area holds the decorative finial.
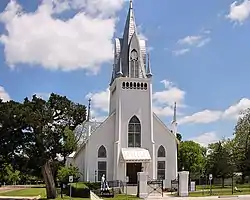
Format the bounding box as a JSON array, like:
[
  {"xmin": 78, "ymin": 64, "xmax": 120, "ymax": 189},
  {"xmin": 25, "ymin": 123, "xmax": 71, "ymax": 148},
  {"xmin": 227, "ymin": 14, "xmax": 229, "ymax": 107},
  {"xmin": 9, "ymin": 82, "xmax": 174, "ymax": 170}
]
[
  {"xmin": 130, "ymin": 0, "xmax": 133, "ymax": 9},
  {"xmin": 146, "ymin": 52, "xmax": 153, "ymax": 78},
  {"xmin": 87, "ymin": 98, "xmax": 91, "ymax": 121},
  {"xmin": 173, "ymin": 102, "xmax": 177, "ymax": 123},
  {"xmin": 117, "ymin": 58, "xmax": 123, "ymax": 77}
]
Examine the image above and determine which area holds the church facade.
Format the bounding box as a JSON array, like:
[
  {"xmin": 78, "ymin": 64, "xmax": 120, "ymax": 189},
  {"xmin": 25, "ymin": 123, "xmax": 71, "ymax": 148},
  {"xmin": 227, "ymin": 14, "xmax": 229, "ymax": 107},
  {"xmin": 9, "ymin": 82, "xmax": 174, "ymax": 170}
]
[{"xmin": 66, "ymin": 1, "xmax": 178, "ymax": 189}]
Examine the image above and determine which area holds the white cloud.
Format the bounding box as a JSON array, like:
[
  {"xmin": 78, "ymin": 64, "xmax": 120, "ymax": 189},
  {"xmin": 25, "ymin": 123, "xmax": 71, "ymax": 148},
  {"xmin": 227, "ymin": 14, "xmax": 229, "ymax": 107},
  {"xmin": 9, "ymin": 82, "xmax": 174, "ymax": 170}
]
[
  {"xmin": 86, "ymin": 88, "xmax": 110, "ymax": 113},
  {"xmin": 223, "ymin": 98, "xmax": 250, "ymax": 119},
  {"xmin": 0, "ymin": 0, "xmax": 126, "ymax": 73},
  {"xmin": 179, "ymin": 110, "xmax": 222, "ymax": 124},
  {"xmin": 137, "ymin": 25, "xmax": 148, "ymax": 41},
  {"xmin": 179, "ymin": 98, "xmax": 250, "ymax": 124},
  {"xmin": 33, "ymin": 92, "xmax": 50, "ymax": 100},
  {"xmin": 226, "ymin": 0, "xmax": 250, "ymax": 24},
  {"xmin": 84, "ymin": 88, "xmax": 110, "ymax": 122},
  {"xmin": 152, "ymin": 80, "xmax": 186, "ymax": 117},
  {"xmin": 153, "ymin": 106, "xmax": 174, "ymax": 118},
  {"xmin": 172, "ymin": 48, "xmax": 190, "ymax": 56},
  {"xmin": 153, "ymin": 80, "xmax": 185, "ymax": 106},
  {"xmin": 189, "ymin": 131, "xmax": 220, "ymax": 147},
  {"xmin": 177, "ymin": 35, "xmax": 202, "ymax": 46},
  {"xmin": 0, "ymin": 86, "xmax": 10, "ymax": 102},
  {"xmin": 173, "ymin": 32, "xmax": 210, "ymax": 56},
  {"xmin": 177, "ymin": 34, "xmax": 211, "ymax": 48},
  {"xmin": 86, "ymin": 80, "xmax": 186, "ymax": 120},
  {"xmin": 196, "ymin": 38, "xmax": 211, "ymax": 48}
]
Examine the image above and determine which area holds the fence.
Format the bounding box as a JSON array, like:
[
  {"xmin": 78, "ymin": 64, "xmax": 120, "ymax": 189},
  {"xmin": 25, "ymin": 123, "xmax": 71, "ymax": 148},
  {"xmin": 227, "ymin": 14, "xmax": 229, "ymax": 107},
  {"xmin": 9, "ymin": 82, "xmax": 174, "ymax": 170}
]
[{"xmin": 189, "ymin": 174, "xmax": 250, "ymax": 197}]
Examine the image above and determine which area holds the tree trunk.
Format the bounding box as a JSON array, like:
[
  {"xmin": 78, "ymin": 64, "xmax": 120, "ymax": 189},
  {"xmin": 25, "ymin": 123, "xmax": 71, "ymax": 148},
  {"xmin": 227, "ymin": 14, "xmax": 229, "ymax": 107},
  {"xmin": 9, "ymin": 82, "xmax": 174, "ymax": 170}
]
[
  {"xmin": 222, "ymin": 177, "xmax": 225, "ymax": 188},
  {"xmin": 42, "ymin": 161, "xmax": 57, "ymax": 199},
  {"xmin": 241, "ymin": 174, "xmax": 245, "ymax": 184}
]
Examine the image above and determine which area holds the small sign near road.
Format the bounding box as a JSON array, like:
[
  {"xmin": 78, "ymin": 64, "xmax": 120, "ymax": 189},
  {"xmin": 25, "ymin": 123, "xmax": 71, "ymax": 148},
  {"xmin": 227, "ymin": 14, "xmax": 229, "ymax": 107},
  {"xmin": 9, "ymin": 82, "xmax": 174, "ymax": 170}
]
[
  {"xmin": 69, "ymin": 175, "xmax": 74, "ymax": 183},
  {"xmin": 209, "ymin": 174, "xmax": 213, "ymax": 180}
]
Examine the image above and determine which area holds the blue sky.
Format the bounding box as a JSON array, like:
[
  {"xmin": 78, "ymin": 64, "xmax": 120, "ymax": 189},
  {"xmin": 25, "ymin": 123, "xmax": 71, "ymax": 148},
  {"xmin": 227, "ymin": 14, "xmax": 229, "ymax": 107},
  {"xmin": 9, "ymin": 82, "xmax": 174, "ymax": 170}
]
[{"xmin": 0, "ymin": 0, "xmax": 250, "ymax": 146}]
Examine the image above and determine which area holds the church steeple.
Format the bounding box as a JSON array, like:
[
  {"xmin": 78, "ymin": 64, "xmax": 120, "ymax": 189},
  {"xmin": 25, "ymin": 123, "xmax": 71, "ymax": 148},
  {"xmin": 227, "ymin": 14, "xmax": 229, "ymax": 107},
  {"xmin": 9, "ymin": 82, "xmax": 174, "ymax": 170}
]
[
  {"xmin": 171, "ymin": 102, "xmax": 178, "ymax": 136},
  {"xmin": 122, "ymin": 0, "xmax": 137, "ymax": 45},
  {"xmin": 111, "ymin": 0, "xmax": 149, "ymax": 84}
]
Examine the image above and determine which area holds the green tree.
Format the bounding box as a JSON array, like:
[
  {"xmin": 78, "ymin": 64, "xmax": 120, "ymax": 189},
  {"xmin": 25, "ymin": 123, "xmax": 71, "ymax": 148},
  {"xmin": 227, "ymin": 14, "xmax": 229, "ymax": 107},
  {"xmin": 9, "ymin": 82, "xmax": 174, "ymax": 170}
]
[
  {"xmin": 178, "ymin": 141, "xmax": 206, "ymax": 179},
  {"xmin": 61, "ymin": 127, "xmax": 78, "ymax": 163},
  {"xmin": 176, "ymin": 133, "xmax": 182, "ymax": 142},
  {"xmin": 57, "ymin": 166, "xmax": 80, "ymax": 183},
  {"xmin": 206, "ymin": 140, "xmax": 234, "ymax": 187},
  {"xmin": 233, "ymin": 108, "xmax": 250, "ymax": 183},
  {"xmin": 0, "ymin": 163, "xmax": 21, "ymax": 185},
  {"xmin": 21, "ymin": 94, "xmax": 86, "ymax": 199},
  {"xmin": 0, "ymin": 100, "xmax": 30, "ymax": 180}
]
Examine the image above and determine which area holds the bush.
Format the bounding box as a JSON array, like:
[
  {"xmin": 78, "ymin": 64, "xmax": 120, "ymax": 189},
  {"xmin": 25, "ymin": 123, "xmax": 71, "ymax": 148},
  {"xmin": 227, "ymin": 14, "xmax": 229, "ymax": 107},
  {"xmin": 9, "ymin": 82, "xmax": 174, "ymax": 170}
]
[
  {"xmin": 57, "ymin": 166, "xmax": 80, "ymax": 184},
  {"xmin": 84, "ymin": 182, "xmax": 100, "ymax": 190},
  {"xmin": 64, "ymin": 185, "xmax": 90, "ymax": 198}
]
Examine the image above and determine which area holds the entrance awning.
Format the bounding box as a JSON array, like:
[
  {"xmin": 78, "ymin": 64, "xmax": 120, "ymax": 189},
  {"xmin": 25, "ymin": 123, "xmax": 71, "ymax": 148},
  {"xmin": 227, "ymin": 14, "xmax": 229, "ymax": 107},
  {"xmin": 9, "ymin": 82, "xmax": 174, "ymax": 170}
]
[{"xmin": 121, "ymin": 148, "xmax": 151, "ymax": 162}]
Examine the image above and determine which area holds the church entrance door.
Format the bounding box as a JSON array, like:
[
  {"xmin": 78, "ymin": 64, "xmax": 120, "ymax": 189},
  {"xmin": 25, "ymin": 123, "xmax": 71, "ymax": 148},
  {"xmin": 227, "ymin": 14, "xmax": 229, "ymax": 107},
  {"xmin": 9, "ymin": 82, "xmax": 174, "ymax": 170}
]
[{"xmin": 126, "ymin": 163, "xmax": 142, "ymax": 185}]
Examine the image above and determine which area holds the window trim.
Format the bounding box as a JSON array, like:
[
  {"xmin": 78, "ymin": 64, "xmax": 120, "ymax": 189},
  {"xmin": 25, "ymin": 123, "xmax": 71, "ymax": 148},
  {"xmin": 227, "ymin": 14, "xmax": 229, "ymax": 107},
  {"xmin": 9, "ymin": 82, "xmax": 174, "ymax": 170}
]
[
  {"xmin": 98, "ymin": 145, "xmax": 107, "ymax": 158},
  {"xmin": 97, "ymin": 161, "xmax": 107, "ymax": 181},
  {"xmin": 157, "ymin": 160, "xmax": 166, "ymax": 180},
  {"xmin": 127, "ymin": 115, "xmax": 141, "ymax": 147},
  {"xmin": 157, "ymin": 145, "xmax": 166, "ymax": 157},
  {"xmin": 130, "ymin": 49, "xmax": 139, "ymax": 78}
]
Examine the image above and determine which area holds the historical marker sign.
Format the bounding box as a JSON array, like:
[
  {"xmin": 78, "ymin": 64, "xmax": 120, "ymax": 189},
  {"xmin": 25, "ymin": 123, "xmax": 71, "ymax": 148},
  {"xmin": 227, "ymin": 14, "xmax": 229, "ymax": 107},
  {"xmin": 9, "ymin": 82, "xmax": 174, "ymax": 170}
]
[{"xmin": 69, "ymin": 175, "xmax": 74, "ymax": 183}]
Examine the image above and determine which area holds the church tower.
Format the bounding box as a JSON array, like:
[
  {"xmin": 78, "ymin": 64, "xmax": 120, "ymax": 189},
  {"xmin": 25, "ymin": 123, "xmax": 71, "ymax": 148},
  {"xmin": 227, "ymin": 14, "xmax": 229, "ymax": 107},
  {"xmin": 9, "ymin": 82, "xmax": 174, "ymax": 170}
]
[{"xmin": 109, "ymin": 0, "xmax": 155, "ymax": 180}]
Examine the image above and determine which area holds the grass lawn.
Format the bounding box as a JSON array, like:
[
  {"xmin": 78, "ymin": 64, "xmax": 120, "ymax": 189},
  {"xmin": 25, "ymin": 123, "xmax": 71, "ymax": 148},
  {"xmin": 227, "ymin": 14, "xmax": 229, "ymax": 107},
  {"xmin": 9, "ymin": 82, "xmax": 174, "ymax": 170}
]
[
  {"xmin": 189, "ymin": 184, "xmax": 250, "ymax": 197},
  {"xmin": 0, "ymin": 187, "xmax": 140, "ymax": 200},
  {"xmin": 0, "ymin": 188, "xmax": 90, "ymax": 200},
  {"xmin": 196, "ymin": 184, "xmax": 250, "ymax": 190},
  {"xmin": 0, "ymin": 188, "xmax": 46, "ymax": 197},
  {"xmin": 104, "ymin": 194, "xmax": 140, "ymax": 200}
]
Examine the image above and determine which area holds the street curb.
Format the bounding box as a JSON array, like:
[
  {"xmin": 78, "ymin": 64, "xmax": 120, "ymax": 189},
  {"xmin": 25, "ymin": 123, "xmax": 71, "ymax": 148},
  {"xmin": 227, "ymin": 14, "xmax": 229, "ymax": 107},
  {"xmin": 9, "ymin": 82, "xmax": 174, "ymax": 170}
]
[{"xmin": 218, "ymin": 195, "xmax": 238, "ymax": 198}]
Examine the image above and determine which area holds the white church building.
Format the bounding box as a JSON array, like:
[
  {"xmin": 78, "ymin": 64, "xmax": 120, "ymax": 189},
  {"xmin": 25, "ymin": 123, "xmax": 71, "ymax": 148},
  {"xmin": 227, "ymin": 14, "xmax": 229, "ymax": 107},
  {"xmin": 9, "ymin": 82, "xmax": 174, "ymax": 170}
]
[{"xmin": 66, "ymin": 0, "xmax": 178, "ymax": 189}]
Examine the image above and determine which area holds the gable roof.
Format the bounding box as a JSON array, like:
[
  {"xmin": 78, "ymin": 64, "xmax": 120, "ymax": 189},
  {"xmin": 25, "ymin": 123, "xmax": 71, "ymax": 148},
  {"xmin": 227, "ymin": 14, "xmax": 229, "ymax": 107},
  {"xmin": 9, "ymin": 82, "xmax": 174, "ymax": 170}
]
[
  {"xmin": 153, "ymin": 112, "xmax": 180, "ymax": 145},
  {"xmin": 72, "ymin": 112, "xmax": 116, "ymax": 159}
]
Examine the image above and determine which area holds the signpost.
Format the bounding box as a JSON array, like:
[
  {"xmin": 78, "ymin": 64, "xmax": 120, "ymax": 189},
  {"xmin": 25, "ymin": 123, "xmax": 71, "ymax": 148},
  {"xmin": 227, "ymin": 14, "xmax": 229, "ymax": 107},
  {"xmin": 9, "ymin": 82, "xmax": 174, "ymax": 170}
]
[
  {"xmin": 69, "ymin": 176, "xmax": 73, "ymax": 200},
  {"xmin": 125, "ymin": 176, "xmax": 129, "ymax": 200},
  {"xmin": 209, "ymin": 174, "xmax": 213, "ymax": 195}
]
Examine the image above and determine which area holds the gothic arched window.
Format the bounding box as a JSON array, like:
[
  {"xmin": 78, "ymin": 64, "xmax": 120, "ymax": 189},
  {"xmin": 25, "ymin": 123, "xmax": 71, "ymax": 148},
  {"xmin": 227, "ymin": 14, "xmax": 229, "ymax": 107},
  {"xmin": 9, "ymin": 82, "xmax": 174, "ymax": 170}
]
[
  {"xmin": 130, "ymin": 49, "xmax": 139, "ymax": 78},
  {"xmin": 157, "ymin": 161, "xmax": 165, "ymax": 180},
  {"xmin": 157, "ymin": 145, "xmax": 166, "ymax": 157},
  {"xmin": 128, "ymin": 116, "xmax": 141, "ymax": 147},
  {"xmin": 98, "ymin": 145, "xmax": 107, "ymax": 158},
  {"xmin": 157, "ymin": 145, "xmax": 166, "ymax": 180}
]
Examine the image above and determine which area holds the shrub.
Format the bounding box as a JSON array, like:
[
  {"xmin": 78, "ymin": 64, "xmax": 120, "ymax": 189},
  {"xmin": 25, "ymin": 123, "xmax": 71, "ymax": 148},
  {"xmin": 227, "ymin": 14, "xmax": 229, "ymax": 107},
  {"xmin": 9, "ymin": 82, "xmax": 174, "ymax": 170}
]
[{"xmin": 84, "ymin": 182, "xmax": 100, "ymax": 190}]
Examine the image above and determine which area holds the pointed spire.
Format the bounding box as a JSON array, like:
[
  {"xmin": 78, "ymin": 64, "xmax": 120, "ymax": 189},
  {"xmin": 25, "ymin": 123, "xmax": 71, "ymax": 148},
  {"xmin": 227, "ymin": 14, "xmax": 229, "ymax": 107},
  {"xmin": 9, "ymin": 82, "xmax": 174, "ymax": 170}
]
[
  {"xmin": 117, "ymin": 58, "xmax": 123, "ymax": 77},
  {"xmin": 122, "ymin": 0, "xmax": 137, "ymax": 45},
  {"xmin": 146, "ymin": 53, "xmax": 153, "ymax": 78},
  {"xmin": 172, "ymin": 102, "xmax": 177, "ymax": 123},
  {"xmin": 87, "ymin": 98, "xmax": 91, "ymax": 121}
]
